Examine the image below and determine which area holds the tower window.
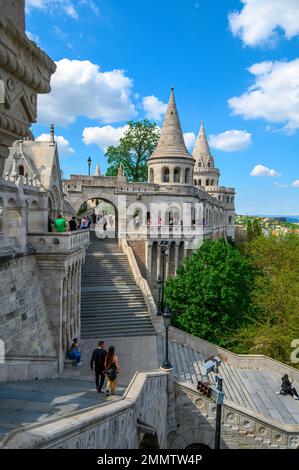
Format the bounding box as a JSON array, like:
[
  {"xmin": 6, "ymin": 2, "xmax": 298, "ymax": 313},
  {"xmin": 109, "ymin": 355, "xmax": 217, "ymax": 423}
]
[
  {"xmin": 19, "ymin": 165, "xmax": 25, "ymax": 176},
  {"xmin": 162, "ymin": 167, "xmax": 170, "ymax": 183},
  {"xmin": 174, "ymin": 167, "xmax": 181, "ymax": 183}
]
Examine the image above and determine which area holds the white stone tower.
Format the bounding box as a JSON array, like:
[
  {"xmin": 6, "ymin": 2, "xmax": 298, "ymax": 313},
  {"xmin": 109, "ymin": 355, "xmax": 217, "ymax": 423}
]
[
  {"xmin": 148, "ymin": 88, "xmax": 194, "ymax": 185},
  {"xmin": 193, "ymin": 122, "xmax": 220, "ymax": 188}
]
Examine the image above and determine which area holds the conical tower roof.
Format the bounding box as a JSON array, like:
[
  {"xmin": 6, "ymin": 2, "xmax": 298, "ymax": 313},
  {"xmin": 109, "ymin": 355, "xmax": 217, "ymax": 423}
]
[
  {"xmin": 193, "ymin": 122, "xmax": 214, "ymax": 167},
  {"xmin": 193, "ymin": 122, "xmax": 211, "ymax": 159},
  {"xmin": 94, "ymin": 163, "xmax": 101, "ymax": 176},
  {"xmin": 150, "ymin": 88, "xmax": 193, "ymax": 160}
]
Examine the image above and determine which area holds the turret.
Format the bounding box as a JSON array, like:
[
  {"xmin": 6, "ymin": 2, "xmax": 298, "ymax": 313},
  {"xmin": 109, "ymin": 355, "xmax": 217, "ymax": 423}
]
[{"xmin": 148, "ymin": 88, "xmax": 194, "ymax": 185}]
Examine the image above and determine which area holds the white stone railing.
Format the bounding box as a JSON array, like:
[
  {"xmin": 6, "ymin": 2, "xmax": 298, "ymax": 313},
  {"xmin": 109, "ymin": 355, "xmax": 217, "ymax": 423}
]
[
  {"xmin": 27, "ymin": 230, "xmax": 90, "ymax": 254},
  {"xmin": 168, "ymin": 325, "xmax": 299, "ymax": 381},
  {"xmin": 172, "ymin": 381, "xmax": 299, "ymax": 449},
  {"xmin": 0, "ymin": 372, "xmax": 168, "ymax": 449},
  {"xmin": 119, "ymin": 238, "xmax": 164, "ymax": 335}
]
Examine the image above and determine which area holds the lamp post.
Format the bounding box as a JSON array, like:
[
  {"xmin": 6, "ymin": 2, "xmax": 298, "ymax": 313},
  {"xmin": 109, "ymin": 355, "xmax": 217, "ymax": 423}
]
[
  {"xmin": 161, "ymin": 305, "xmax": 172, "ymax": 370},
  {"xmin": 198, "ymin": 356, "xmax": 224, "ymax": 449},
  {"xmin": 87, "ymin": 156, "xmax": 92, "ymax": 176}
]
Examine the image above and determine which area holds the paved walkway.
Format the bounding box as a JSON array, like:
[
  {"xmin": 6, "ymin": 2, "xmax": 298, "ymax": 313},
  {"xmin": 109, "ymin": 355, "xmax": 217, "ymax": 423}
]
[{"xmin": 0, "ymin": 378, "xmax": 125, "ymax": 439}]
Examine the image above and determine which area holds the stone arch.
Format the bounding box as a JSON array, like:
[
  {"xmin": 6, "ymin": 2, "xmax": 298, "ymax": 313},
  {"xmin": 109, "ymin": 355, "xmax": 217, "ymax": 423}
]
[
  {"xmin": 174, "ymin": 167, "xmax": 181, "ymax": 183},
  {"xmin": 8, "ymin": 197, "xmax": 16, "ymax": 208},
  {"xmin": 168, "ymin": 429, "xmax": 215, "ymax": 449},
  {"xmin": 31, "ymin": 200, "xmax": 38, "ymax": 208},
  {"xmin": 162, "ymin": 167, "xmax": 170, "ymax": 183}
]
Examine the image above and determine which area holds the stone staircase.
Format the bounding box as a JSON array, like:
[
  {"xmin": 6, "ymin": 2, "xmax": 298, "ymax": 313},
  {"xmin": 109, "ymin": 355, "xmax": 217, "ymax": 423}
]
[{"xmin": 81, "ymin": 234, "xmax": 155, "ymax": 338}]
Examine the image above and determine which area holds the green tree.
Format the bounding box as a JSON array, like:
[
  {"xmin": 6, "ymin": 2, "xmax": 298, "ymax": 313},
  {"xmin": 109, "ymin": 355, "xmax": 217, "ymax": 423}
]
[
  {"xmin": 77, "ymin": 201, "xmax": 87, "ymax": 217},
  {"xmin": 105, "ymin": 120, "xmax": 160, "ymax": 182},
  {"xmin": 246, "ymin": 217, "xmax": 262, "ymax": 241},
  {"xmin": 232, "ymin": 234, "xmax": 299, "ymax": 366},
  {"xmin": 165, "ymin": 240, "xmax": 254, "ymax": 346}
]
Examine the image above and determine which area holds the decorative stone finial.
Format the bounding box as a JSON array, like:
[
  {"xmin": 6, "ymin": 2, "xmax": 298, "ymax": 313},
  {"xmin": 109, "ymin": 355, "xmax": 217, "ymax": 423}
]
[
  {"xmin": 49, "ymin": 124, "xmax": 55, "ymax": 147},
  {"xmin": 118, "ymin": 163, "xmax": 124, "ymax": 178}
]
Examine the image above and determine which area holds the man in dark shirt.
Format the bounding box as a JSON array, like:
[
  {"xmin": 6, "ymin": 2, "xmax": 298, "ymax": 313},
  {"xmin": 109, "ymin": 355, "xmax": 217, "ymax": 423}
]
[
  {"xmin": 69, "ymin": 216, "xmax": 77, "ymax": 231},
  {"xmin": 90, "ymin": 340, "xmax": 107, "ymax": 393}
]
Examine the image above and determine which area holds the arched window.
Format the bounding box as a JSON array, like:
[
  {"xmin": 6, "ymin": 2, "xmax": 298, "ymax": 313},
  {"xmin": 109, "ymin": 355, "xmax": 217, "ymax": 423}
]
[
  {"xmin": 162, "ymin": 167, "xmax": 170, "ymax": 183},
  {"xmin": 211, "ymin": 179, "xmax": 215, "ymax": 186},
  {"xmin": 185, "ymin": 168, "xmax": 191, "ymax": 184},
  {"xmin": 199, "ymin": 179, "xmax": 201, "ymax": 186},
  {"xmin": 174, "ymin": 167, "xmax": 181, "ymax": 183},
  {"xmin": 231, "ymin": 196, "xmax": 234, "ymax": 203},
  {"xmin": 19, "ymin": 165, "xmax": 25, "ymax": 176},
  {"xmin": 194, "ymin": 180, "xmax": 197, "ymax": 186},
  {"xmin": 149, "ymin": 168, "xmax": 154, "ymax": 183},
  {"xmin": 229, "ymin": 216, "xmax": 233, "ymax": 224},
  {"xmin": 198, "ymin": 161, "xmax": 202, "ymax": 167},
  {"xmin": 206, "ymin": 179, "xmax": 210, "ymax": 186},
  {"xmin": 208, "ymin": 161, "xmax": 211, "ymax": 168},
  {"xmin": 227, "ymin": 196, "xmax": 230, "ymax": 203},
  {"xmin": 218, "ymin": 195, "xmax": 221, "ymax": 200}
]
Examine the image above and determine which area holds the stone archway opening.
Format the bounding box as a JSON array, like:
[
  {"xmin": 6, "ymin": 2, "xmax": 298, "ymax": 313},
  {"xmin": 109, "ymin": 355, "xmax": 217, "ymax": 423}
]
[
  {"xmin": 82, "ymin": 197, "xmax": 118, "ymax": 239},
  {"xmin": 185, "ymin": 443, "xmax": 211, "ymax": 450},
  {"xmin": 139, "ymin": 432, "xmax": 160, "ymax": 449}
]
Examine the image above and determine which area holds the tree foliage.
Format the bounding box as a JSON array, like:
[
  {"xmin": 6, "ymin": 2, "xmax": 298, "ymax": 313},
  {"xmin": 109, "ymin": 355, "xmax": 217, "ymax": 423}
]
[
  {"xmin": 165, "ymin": 240, "xmax": 254, "ymax": 346},
  {"xmin": 231, "ymin": 234, "xmax": 299, "ymax": 366},
  {"xmin": 105, "ymin": 120, "xmax": 160, "ymax": 182}
]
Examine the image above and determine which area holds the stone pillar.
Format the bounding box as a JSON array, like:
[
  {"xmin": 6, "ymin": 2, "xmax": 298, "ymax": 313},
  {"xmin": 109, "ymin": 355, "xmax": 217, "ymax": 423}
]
[
  {"xmin": 146, "ymin": 242, "xmax": 152, "ymax": 283},
  {"xmin": 66, "ymin": 270, "xmax": 72, "ymax": 348},
  {"xmin": 62, "ymin": 276, "xmax": 67, "ymax": 353},
  {"xmin": 35, "ymin": 256, "xmax": 66, "ymax": 373},
  {"xmin": 174, "ymin": 243, "xmax": 179, "ymax": 275}
]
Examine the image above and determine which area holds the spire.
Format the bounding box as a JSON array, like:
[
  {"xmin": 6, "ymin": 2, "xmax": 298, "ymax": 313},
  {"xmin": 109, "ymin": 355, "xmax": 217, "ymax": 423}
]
[
  {"xmin": 193, "ymin": 121, "xmax": 213, "ymax": 161},
  {"xmin": 150, "ymin": 88, "xmax": 192, "ymax": 160},
  {"xmin": 94, "ymin": 163, "xmax": 101, "ymax": 176},
  {"xmin": 49, "ymin": 124, "xmax": 55, "ymax": 147}
]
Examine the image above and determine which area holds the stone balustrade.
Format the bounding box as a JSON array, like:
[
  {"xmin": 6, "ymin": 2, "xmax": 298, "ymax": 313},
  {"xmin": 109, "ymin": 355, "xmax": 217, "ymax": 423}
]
[
  {"xmin": 171, "ymin": 381, "xmax": 299, "ymax": 449},
  {"xmin": 168, "ymin": 325, "xmax": 299, "ymax": 382},
  {"xmin": 0, "ymin": 372, "xmax": 169, "ymax": 449},
  {"xmin": 28, "ymin": 230, "xmax": 90, "ymax": 254}
]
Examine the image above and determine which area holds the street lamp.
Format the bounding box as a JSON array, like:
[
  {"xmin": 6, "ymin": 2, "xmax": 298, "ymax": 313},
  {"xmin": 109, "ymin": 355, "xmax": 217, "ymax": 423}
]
[
  {"xmin": 157, "ymin": 241, "xmax": 169, "ymax": 316},
  {"xmin": 87, "ymin": 156, "xmax": 92, "ymax": 176},
  {"xmin": 197, "ymin": 356, "xmax": 224, "ymax": 449},
  {"xmin": 161, "ymin": 305, "xmax": 172, "ymax": 370}
]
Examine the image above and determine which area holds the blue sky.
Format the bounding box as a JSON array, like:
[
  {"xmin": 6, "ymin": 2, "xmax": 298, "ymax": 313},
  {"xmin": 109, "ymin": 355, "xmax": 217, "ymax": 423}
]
[{"xmin": 25, "ymin": 0, "xmax": 299, "ymax": 215}]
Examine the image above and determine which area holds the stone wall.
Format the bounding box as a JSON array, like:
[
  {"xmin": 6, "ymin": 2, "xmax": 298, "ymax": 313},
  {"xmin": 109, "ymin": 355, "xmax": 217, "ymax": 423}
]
[
  {"xmin": 127, "ymin": 240, "xmax": 147, "ymax": 277},
  {"xmin": 0, "ymin": 256, "xmax": 56, "ymax": 359},
  {"xmin": 170, "ymin": 382, "xmax": 299, "ymax": 449},
  {"xmin": 1, "ymin": 0, "xmax": 25, "ymax": 31}
]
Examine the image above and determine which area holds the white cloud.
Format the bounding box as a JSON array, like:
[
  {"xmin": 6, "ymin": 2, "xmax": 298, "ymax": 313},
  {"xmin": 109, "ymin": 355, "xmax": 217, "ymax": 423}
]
[
  {"xmin": 229, "ymin": 0, "xmax": 299, "ymax": 47},
  {"xmin": 82, "ymin": 125, "xmax": 129, "ymax": 151},
  {"xmin": 142, "ymin": 96, "xmax": 167, "ymax": 121},
  {"xmin": 36, "ymin": 133, "xmax": 75, "ymax": 156},
  {"xmin": 37, "ymin": 59, "xmax": 136, "ymax": 126},
  {"xmin": 26, "ymin": 0, "xmax": 79, "ymax": 18},
  {"xmin": 274, "ymin": 182, "xmax": 289, "ymax": 188},
  {"xmin": 251, "ymin": 165, "xmax": 280, "ymax": 177},
  {"xmin": 26, "ymin": 31, "xmax": 40, "ymax": 44},
  {"xmin": 209, "ymin": 130, "xmax": 252, "ymax": 152},
  {"xmin": 291, "ymin": 180, "xmax": 299, "ymax": 187},
  {"xmin": 229, "ymin": 59, "xmax": 299, "ymax": 133},
  {"xmin": 183, "ymin": 132, "xmax": 196, "ymax": 150}
]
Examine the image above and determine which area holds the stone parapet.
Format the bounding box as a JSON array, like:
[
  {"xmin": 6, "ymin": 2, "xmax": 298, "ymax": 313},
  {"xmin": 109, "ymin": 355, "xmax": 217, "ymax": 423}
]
[
  {"xmin": 28, "ymin": 230, "xmax": 90, "ymax": 254},
  {"xmin": 1, "ymin": 372, "xmax": 169, "ymax": 449}
]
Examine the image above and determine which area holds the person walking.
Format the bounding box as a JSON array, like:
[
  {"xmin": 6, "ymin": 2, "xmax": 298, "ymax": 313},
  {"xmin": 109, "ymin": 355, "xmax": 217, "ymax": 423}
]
[
  {"xmin": 54, "ymin": 214, "xmax": 67, "ymax": 233},
  {"xmin": 277, "ymin": 374, "xmax": 299, "ymax": 400},
  {"xmin": 104, "ymin": 345, "xmax": 122, "ymax": 396},
  {"xmin": 90, "ymin": 340, "xmax": 107, "ymax": 394}
]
